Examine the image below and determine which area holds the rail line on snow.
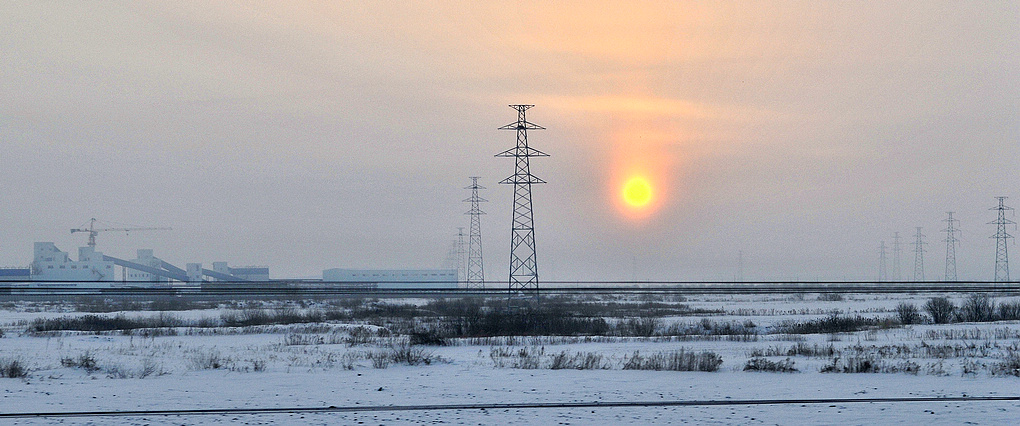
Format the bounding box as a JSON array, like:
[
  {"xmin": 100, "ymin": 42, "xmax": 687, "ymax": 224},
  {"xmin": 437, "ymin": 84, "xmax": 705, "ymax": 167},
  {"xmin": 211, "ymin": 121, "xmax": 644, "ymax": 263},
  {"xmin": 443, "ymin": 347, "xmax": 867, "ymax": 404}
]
[
  {"xmin": 2, "ymin": 396, "xmax": 1018, "ymax": 419},
  {"xmin": 2, "ymin": 281, "xmax": 1019, "ymax": 299}
]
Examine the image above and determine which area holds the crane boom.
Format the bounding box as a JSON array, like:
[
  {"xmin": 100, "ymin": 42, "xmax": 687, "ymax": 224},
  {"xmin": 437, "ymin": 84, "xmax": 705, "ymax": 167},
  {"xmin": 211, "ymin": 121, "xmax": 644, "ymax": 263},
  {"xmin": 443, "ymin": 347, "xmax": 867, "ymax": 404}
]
[{"xmin": 70, "ymin": 218, "xmax": 172, "ymax": 248}]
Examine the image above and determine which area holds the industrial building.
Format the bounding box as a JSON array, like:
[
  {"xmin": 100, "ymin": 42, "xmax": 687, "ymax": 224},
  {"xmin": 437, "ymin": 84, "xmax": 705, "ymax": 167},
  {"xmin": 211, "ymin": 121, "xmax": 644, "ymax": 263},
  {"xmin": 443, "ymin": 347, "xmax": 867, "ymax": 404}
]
[{"xmin": 17, "ymin": 242, "xmax": 268, "ymax": 287}]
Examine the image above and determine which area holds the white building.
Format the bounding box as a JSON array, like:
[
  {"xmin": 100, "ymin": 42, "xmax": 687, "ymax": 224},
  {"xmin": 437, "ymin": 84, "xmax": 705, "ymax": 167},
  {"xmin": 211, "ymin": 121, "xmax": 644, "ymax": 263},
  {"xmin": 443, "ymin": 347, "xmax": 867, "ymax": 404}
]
[
  {"xmin": 123, "ymin": 249, "xmax": 170, "ymax": 283},
  {"xmin": 31, "ymin": 242, "xmax": 116, "ymax": 283},
  {"xmin": 213, "ymin": 262, "xmax": 270, "ymax": 281},
  {"xmin": 322, "ymin": 268, "xmax": 457, "ymax": 289}
]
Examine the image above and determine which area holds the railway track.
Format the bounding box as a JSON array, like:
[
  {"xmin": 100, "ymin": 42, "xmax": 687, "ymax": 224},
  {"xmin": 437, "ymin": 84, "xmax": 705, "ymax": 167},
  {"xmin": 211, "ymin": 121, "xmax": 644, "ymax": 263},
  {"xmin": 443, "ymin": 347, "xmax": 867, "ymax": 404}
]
[
  {"xmin": 2, "ymin": 281, "xmax": 1019, "ymax": 299},
  {"xmin": 2, "ymin": 396, "xmax": 1017, "ymax": 419}
]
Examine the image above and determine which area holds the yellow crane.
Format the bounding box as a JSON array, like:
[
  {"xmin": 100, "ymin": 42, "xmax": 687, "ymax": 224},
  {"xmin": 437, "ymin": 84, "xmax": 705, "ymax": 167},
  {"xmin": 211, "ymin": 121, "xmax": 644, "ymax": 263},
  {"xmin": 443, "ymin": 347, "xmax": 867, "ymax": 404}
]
[{"xmin": 70, "ymin": 218, "xmax": 172, "ymax": 248}]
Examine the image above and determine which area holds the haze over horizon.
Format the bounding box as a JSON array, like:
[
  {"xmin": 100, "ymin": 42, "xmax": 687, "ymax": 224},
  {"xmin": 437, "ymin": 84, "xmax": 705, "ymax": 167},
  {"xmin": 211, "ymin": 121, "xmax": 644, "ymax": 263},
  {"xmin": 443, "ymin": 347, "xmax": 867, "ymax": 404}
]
[{"xmin": 1, "ymin": 2, "xmax": 1017, "ymax": 282}]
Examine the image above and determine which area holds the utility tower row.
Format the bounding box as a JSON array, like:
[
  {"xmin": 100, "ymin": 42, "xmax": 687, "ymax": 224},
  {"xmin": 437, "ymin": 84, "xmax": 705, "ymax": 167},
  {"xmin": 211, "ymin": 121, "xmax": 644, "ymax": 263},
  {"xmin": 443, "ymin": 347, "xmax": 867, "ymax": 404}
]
[
  {"xmin": 451, "ymin": 105, "xmax": 548, "ymax": 308},
  {"xmin": 879, "ymin": 197, "xmax": 1015, "ymax": 282}
]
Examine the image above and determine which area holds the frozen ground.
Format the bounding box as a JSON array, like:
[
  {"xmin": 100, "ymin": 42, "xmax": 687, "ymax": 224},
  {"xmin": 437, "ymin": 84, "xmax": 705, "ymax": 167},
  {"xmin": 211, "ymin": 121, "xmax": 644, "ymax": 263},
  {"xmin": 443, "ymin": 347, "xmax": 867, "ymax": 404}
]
[{"xmin": 0, "ymin": 293, "xmax": 1018, "ymax": 425}]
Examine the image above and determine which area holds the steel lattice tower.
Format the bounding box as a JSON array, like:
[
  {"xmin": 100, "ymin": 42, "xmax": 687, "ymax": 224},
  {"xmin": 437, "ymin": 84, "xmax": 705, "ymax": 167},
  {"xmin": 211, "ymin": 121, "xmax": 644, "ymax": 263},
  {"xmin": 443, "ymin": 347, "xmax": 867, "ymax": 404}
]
[
  {"xmin": 878, "ymin": 241, "xmax": 888, "ymax": 282},
  {"xmin": 943, "ymin": 212, "xmax": 960, "ymax": 281},
  {"xmin": 912, "ymin": 227, "xmax": 927, "ymax": 281},
  {"xmin": 455, "ymin": 227, "xmax": 466, "ymax": 286},
  {"xmin": 495, "ymin": 105, "xmax": 548, "ymax": 306},
  {"xmin": 892, "ymin": 232, "xmax": 902, "ymax": 281},
  {"xmin": 990, "ymin": 197, "xmax": 1015, "ymax": 282},
  {"xmin": 464, "ymin": 177, "xmax": 487, "ymax": 289}
]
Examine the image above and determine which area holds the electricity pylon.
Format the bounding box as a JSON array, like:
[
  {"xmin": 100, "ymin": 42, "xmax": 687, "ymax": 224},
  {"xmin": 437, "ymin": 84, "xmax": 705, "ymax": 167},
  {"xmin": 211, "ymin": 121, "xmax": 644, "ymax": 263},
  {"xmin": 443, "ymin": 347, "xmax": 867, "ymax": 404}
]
[
  {"xmin": 464, "ymin": 177, "xmax": 487, "ymax": 289},
  {"xmin": 878, "ymin": 241, "xmax": 888, "ymax": 282},
  {"xmin": 943, "ymin": 212, "xmax": 959, "ymax": 281},
  {"xmin": 455, "ymin": 227, "xmax": 466, "ymax": 286},
  {"xmin": 912, "ymin": 227, "xmax": 927, "ymax": 281},
  {"xmin": 990, "ymin": 197, "xmax": 1015, "ymax": 282},
  {"xmin": 496, "ymin": 105, "xmax": 548, "ymax": 308},
  {"xmin": 892, "ymin": 232, "xmax": 902, "ymax": 281}
]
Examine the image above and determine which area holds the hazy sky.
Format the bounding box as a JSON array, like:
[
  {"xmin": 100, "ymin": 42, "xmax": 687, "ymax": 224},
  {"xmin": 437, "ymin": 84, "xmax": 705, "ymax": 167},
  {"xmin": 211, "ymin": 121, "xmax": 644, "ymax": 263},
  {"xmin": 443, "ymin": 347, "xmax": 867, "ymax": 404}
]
[{"xmin": 1, "ymin": 1, "xmax": 1017, "ymax": 281}]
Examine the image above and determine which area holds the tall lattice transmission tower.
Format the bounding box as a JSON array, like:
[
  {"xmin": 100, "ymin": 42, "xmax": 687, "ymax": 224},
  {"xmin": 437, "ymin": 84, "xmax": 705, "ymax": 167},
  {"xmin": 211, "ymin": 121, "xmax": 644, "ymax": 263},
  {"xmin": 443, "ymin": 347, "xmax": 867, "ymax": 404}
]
[
  {"xmin": 990, "ymin": 197, "xmax": 1015, "ymax": 282},
  {"xmin": 878, "ymin": 241, "xmax": 888, "ymax": 282},
  {"xmin": 496, "ymin": 105, "xmax": 548, "ymax": 306},
  {"xmin": 943, "ymin": 212, "xmax": 960, "ymax": 281},
  {"xmin": 912, "ymin": 227, "xmax": 927, "ymax": 281},
  {"xmin": 455, "ymin": 227, "xmax": 466, "ymax": 286},
  {"xmin": 892, "ymin": 232, "xmax": 902, "ymax": 281},
  {"xmin": 464, "ymin": 177, "xmax": 487, "ymax": 289}
]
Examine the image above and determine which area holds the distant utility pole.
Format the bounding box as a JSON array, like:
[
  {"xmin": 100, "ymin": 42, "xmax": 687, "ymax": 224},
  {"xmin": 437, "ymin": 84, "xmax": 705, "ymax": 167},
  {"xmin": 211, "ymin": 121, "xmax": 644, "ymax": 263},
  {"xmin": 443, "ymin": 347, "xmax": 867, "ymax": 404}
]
[
  {"xmin": 464, "ymin": 177, "xmax": 487, "ymax": 289},
  {"xmin": 496, "ymin": 105, "xmax": 548, "ymax": 308},
  {"xmin": 878, "ymin": 241, "xmax": 888, "ymax": 282},
  {"xmin": 943, "ymin": 212, "xmax": 960, "ymax": 282},
  {"xmin": 455, "ymin": 227, "xmax": 466, "ymax": 286},
  {"xmin": 990, "ymin": 197, "xmax": 1015, "ymax": 282},
  {"xmin": 892, "ymin": 232, "xmax": 902, "ymax": 281},
  {"xmin": 736, "ymin": 251, "xmax": 744, "ymax": 283},
  {"xmin": 912, "ymin": 227, "xmax": 927, "ymax": 281}
]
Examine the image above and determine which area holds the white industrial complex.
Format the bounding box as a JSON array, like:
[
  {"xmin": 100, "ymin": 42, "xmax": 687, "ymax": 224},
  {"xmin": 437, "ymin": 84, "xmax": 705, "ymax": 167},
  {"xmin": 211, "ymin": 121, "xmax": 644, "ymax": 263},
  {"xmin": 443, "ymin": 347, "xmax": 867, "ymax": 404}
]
[{"xmin": 1, "ymin": 241, "xmax": 458, "ymax": 290}]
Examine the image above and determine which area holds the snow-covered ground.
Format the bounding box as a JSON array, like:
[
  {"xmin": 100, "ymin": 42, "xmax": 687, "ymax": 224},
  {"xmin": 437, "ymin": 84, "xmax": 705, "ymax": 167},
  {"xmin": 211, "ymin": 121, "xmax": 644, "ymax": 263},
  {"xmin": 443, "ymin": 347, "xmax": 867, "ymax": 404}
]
[{"xmin": 1, "ymin": 293, "xmax": 1018, "ymax": 425}]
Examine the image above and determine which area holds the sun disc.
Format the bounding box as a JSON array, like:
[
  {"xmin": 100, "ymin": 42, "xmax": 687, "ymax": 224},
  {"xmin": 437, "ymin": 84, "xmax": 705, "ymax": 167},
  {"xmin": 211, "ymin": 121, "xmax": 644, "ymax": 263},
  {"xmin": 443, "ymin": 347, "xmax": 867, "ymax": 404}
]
[{"xmin": 622, "ymin": 177, "xmax": 652, "ymax": 207}]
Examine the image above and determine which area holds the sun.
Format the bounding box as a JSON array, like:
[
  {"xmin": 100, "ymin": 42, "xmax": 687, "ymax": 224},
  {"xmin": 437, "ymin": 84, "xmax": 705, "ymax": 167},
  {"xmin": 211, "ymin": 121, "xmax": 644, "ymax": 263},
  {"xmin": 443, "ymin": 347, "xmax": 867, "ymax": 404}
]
[{"xmin": 622, "ymin": 177, "xmax": 653, "ymax": 207}]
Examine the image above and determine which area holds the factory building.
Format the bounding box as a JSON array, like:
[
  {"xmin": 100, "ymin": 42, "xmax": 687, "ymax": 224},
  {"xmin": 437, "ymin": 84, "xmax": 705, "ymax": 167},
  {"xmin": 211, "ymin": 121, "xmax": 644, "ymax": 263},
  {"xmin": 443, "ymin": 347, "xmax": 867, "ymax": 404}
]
[
  {"xmin": 322, "ymin": 268, "xmax": 458, "ymax": 289},
  {"xmin": 0, "ymin": 267, "xmax": 31, "ymax": 281},
  {"xmin": 31, "ymin": 242, "xmax": 116, "ymax": 282},
  {"xmin": 213, "ymin": 262, "xmax": 270, "ymax": 281},
  {"xmin": 20, "ymin": 242, "xmax": 267, "ymax": 286},
  {"xmin": 124, "ymin": 249, "xmax": 169, "ymax": 283}
]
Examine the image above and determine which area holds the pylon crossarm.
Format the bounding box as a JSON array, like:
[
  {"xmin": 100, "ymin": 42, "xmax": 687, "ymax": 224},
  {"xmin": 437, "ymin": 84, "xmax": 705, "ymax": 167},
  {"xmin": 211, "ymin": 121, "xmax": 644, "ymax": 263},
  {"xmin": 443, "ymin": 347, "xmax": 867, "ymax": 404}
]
[{"xmin": 494, "ymin": 147, "xmax": 550, "ymax": 157}]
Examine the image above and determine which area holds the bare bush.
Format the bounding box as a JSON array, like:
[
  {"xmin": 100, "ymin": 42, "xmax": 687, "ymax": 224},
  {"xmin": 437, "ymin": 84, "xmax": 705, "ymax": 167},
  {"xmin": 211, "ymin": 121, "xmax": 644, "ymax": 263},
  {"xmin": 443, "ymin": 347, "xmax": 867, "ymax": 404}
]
[
  {"xmin": 750, "ymin": 343, "xmax": 835, "ymax": 358},
  {"xmin": 817, "ymin": 293, "xmax": 844, "ymax": 302},
  {"xmin": 820, "ymin": 356, "xmax": 919, "ymax": 374},
  {"xmin": 622, "ymin": 349, "xmax": 723, "ymax": 372},
  {"xmin": 346, "ymin": 326, "xmax": 376, "ymax": 346},
  {"xmin": 368, "ymin": 351, "xmax": 390, "ymax": 369},
  {"xmin": 958, "ymin": 295, "xmax": 995, "ymax": 323},
  {"xmin": 61, "ymin": 352, "xmax": 100, "ymax": 373},
  {"xmin": 998, "ymin": 301, "xmax": 1020, "ymax": 321},
  {"xmin": 744, "ymin": 357, "xmax": 798, "ymax": 373},
  {"xmin": 990, "ymin": 354, "xmax": 1020, "ymax": 377},
  {"xmin": 618, "ymin": 317, "xmax": 660, "ymax": 337},
  {"xmin": 388, "ymin": 342, "xmax": 436, "ymax": 365},
  {"xmin": 489, "ymin": 346, "xmax": 543, "ymax": 369},
  {"xmin": 190, "ymin": 349, "xmax": 227, "ymax": 370},
  {"xmin": 895, "ymin": 302, "xmax": 921, "ymax": 325},
  {"xmin": 925, "ymin": 297, "xmax": 956, "ymax": 324},
  {"xmin": 549, "ymin": 351, "xmax": 610, "ymax": 370},
  {"xmin": 409, "ymin": 328, "xmax": 448, "ymax": 346},
  {"xmin": 776, "ymin": 313, "xmax": 894, "ymax": 334},
  {"xmin": 0, "ymin": 358, "xmax": 28, "ymax": 378}
]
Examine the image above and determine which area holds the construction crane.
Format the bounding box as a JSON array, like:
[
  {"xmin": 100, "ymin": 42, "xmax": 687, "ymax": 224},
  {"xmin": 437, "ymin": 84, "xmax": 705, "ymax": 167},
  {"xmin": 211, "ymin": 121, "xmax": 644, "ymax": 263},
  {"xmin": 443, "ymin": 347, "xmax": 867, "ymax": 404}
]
[{"xmin": 70, "ymin": 218, "xmax": 172, "ymax": 248}]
